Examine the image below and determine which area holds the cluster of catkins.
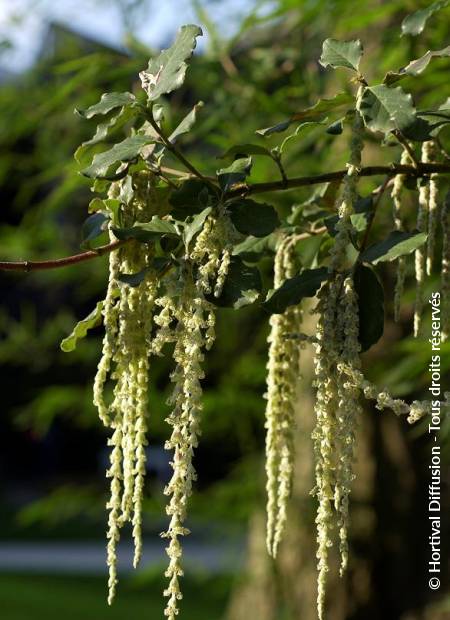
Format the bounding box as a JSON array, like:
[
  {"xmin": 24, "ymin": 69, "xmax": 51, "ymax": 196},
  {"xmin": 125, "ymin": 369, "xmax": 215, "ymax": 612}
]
[
  {"xmin": 264, "ymin": 106, "xmax": 448, "ymax": 620},
  {"xmin": 93, "ymin": 176, "xmax": 233, "ymax": 618},
  {"xmin": 392, "ymin": 141, "xmax": 450, "ymax": 338}
]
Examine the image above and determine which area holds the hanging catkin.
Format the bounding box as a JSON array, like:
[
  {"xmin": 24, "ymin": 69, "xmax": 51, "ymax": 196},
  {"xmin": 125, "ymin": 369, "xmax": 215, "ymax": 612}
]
[
  {"xmin": 391, "ymin": 150, "xmax": 410, "ymax": 322},
  {"xmin": 414, "ymin": 141, "xmax": 433, "ymax": 336},
  {"xmin": 264, "ymin": 234, "xmax": 302, "ymax": 557},
  {"xmin": 426, "ymin": 143, "xmax": 439, "ymax": 276},
  {"xmin": 312, "ymin": 98, "xmax": 364, "ymax": 620},
  {"xmin": 93, "ymin": 173, "xmax": 158, "ymax": 604}
]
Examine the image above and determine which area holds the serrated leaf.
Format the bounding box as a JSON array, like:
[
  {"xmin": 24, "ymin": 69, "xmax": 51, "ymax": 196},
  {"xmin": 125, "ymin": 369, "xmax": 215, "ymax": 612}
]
[
  {"xmin": 60, "ymin": 301, "xmax": 104, "ymax": 352},
  {"xmin": 280, "ymin": 120, "xmax": 328, "ymax": 153},
  {"xmin": 183, "ymin": 206, "xmax": 212, "ymax": 249},
  {"xmin": 384, "ymin": 46, "xmax": 450, "ymax": 85},
  {"xmin": 262, "ymin": 267, "xmax": 328, "ymax": 314},
  {"xmin": 139, "ymin": 24, "xmax": 202, "ymax": 101},
  {"xmin": 75, "ymin": 92, "xmax": 136, "ymax": 118},
  {"xmin": 118, "ymin": 268, "xmax": 150, "ymax": 287},
  {"xmin": 357, "ymin": 84, "xmax": 416, "ymax": 133},
  {"xmin": 401, "ymin": 0, "xmax": 450, "ymax": 36},
  {"xmin": 354, "ymin": 264, "xmax": 384, "ymax": 351},
  {"xmin": 113, "ymin": 217, "xmax": 179, "ymax": 242},
  {"xmin": 217, "ymin": 157, "xmax": 252, "ymax": 192},
  {"xmin": 228, "ymin": 200, "xmax": 279, "ymax": 237},
  {"xmin": 81, "ymin": 212, "xmax": 109, "ymax": 249},
  {"xmin": 209, "ymin": 256, "xmax": 262, "ymax": 309},
  {"xmin": 219, "ymin": 143, "xmax": 273, "ymax": 158},
  {"xmin": 168, "ymin": 101, "xmax": 204, "ymax": 143},
  {"xmin": 256, "ymin": 120, "xmax": 292, "ymax": 137},
  {"xmin": 360, "ymin": 230, "xmax": 427, "ymax": 264},
  {"xmin": 81, "ymin": 135, "xmax": 154, "ymax": 179},
  {"xmin": 319, "ymin": 39, "xmax": 363, "ymax": 71}
]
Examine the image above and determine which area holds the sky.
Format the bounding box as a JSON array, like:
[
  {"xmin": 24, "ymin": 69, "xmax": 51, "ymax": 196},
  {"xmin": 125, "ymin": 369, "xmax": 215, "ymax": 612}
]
[{"xmin": 0, "ymin": 0, "xmax": 258, "ymax": 73}]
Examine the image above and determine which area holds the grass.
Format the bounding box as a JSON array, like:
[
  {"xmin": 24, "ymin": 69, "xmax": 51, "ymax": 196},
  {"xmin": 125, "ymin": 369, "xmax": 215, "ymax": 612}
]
[{"xmin": 0, "ymin": 572, "xmax": 232, "ymax": 620}]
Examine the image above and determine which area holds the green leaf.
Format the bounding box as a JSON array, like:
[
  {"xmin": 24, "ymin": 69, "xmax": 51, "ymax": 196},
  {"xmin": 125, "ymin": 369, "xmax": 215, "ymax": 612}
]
[
  {"xmin": 118, "ymin": 268, "xmax": 150, "ymax": 287},
  {"xmin": 169, "ymin": 179, "xmax": 215, "ymax": 217},
  {"xmin": 168, "ymin": 101, "xmax": 204, "ymax": 143},
  {"xmin": 140, "ymin": 24, "xmax": 202, "ymax": 101},
  {"xmin": 209, "ymin": 257, "xmax": 262, "ymax": 309},
  {"xmin": 262, "ymin": 267, "xmax": 328, "ymax": 314},
  {"xmin": 384, "ymin": 46, "xmax": 450, "ymax": 85},
  {"xmin": 326, "ymin": 119, "xmax": 344, "ymax": 134},
  {"xmin": 232, "ymin": 234, "xmax": 276, "ymax": 261},
  {"xmin": 401, "ymin": 0, "xmax": 450, "ymax": 36},
  {"xmin": 81, "ymin": 135, "xmax": 154, "ymax": 179},
  {"xmin": 357, "ymin": 84, "xmax": 416, "ymax": 133},
  {"xmin": 319, "ymin": 39, "xmax": 363, "ymax": 72},
  {"xmin": 354, "ymin": 264, "xmax": 384, "ymax": 352},
  {"xmin": 219, "ymin": 143, "xmax": 273, "ymax": 159},
  {"xmin": 217, "ymin": 157, "xmax": 252, "ymax": 192},
  {"xmin": 113, "ymin": 217, "xmax": 179, "ymax": 242},
  {"xmin": 183, "ymin": 206, "xmax": 212, "ymax": 249},
  {"xmin": 60, "ymin": 301, "xmax": 104, "ymax": 352},
  {"xmin": 75, "ymin": 92, "xmax": 136, "ymax": 118},
  {"xmin": 256, "ymin": 93, "xmax": 352, "ymax": 136},
  {"xmin": 360, "ymin": 230, "xmax": 427, "ymax": 264},
  {"xmin": 81, "ymin": 212, "xmax": 109, "ymax": 249},
  {"xmin": 75, "ymin": 106, "xmax": 137, "ymax": 163},
  {"xmin": 228, "ymin": 200, "xmax": 279, "ymax": 237}
]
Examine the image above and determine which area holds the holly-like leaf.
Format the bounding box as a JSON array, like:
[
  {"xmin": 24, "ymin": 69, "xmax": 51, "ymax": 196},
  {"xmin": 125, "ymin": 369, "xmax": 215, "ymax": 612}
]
[
  {"xmin": 357, "ymin": 84, "xmax": 416, "ymax": 133},
  {"xmin": 384, "ymin": 46, "xmax": 450, "ymax": 85},
  {"xmin": 75, "ymin": 92, "xmax": 136, "ymax": 118},
  {"xmin": 183, "ymin": 206, "xmax": 212, "ymax": 249},
  {"xmin": 319, "ymin": 39, "xmax": 363, "ymax": 72},
  {"xmin": 401, "ymin": 0, "xmax": 450, "ymax": 36},
  {"xmin": 139, "ymin": 24, "xmax": 202, "ymax": 101},
  {"xmin": 219, "ymin": 143, "xmax": 273, "ymax": 158},
  {"xmin": 228, "ymin": 200, "xmax": 280, "ymax": 237},
  {"xmin": 81, "ymin": 135, "xmax": 154, "ymax": 178},
  {"xmin": 60, "ymin": 301, "xmax": 104, "ymax": 352},
  {"xmin": 168, "ymin": 101, "xmax": 204, "ymax": 143},
  {"xmin": 209, "ymin": 257, "xmax": 262, "ymax": 309},
  {"xmin": 360, "ymin": 230, "xmax": 427, "ymax": 264},
  {"xmin": 81, "ymin": 212, "xmax": 109, "ymax": 249},
  {"xmin": 262, "ymin": 267, "xmax": 328, "ymax": 314},
  {"xmin": 217, "ymin": 157, "xmax": 252, "ymax": 192},
  {"xmin": 113, "ymin": 217, "xmax": 179, "ymax": 242},
  {"xmin": 354, "ymin": 264, "xmax": 384, "ymax": 351}
]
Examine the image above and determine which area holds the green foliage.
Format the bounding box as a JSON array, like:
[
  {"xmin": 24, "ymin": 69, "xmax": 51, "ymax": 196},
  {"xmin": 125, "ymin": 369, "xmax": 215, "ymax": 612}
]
[
  {"xmin": 209, "ymin": 257, "xmax": 262, "ymax": 309},
  {"xmin": 354, "ymin": 264, "xmax": 384, "ymax": 352},
  {"xmin": 401, "ymin": 0, "xmax": 450, "ymax": 36},
  {"xmin": 357, "ymin": 84, "xmax": 416, "ymax": 133},
  {"xmin": 262, "ymin": 268, "xmax": 328, "ymax": 314},
  {"xmin": 360, "ymin": 230, "xmax": 428, "ymax": 264},
  {"xmin": 319, "ymin": 38, "xmax": 363, "ymax": 72},
  {"xmin": 60, "ymin": 302, "xmax": 104, "ymax": 352}
]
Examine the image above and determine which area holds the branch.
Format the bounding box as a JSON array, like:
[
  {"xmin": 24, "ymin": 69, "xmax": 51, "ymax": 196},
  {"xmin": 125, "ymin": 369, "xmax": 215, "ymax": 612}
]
[
  {"xmin": 1, "ymin": 162, "xmax": 450, "ymax": 273},
  {"xmin": 238, "ymin": 162, "xmax": 450, "ymax": 197},
  {"xmin": 0, "ymin": 239, "xmax": 126, "ymax": 272}
]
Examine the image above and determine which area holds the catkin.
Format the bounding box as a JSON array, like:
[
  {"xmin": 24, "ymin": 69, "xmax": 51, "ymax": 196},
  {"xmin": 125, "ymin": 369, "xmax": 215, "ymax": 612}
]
[
  {"xmin": 93, "ymin": 173, "xmax": 158, "ymax": 604},
  {"xmin": 414, "ymin": 142, "xmax": 433, "ymax": 336},
  {"xmin": 264, "ymin": 235, "xmax": 301, "ymax": 557},
  {"xmin": 391, "ymin": 150, "xmax": 410, "ymax": 322}
]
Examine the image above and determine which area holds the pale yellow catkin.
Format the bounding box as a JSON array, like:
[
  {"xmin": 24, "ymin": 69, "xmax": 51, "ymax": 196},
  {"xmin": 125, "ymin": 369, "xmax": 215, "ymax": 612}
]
[
  {"xmin": 264, "ymin": 235, "xmax": 301, "ymax": 557},
  {"xmin": 391, "ymin": 150, "xmax": 410, "ymax": 322},
  {"xmin": 414, "ymin": 141, "xmax": 433, "ymax": 336},
  {"xmin": 426, "ymin": 143, "xmax": 439, "ymax": 276}
]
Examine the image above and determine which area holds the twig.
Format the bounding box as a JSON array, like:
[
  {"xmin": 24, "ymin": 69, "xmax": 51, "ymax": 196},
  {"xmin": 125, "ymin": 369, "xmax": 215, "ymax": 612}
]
[{"xmin": 0, "ymin": 240, "xmax": 126, "ymax": 272}]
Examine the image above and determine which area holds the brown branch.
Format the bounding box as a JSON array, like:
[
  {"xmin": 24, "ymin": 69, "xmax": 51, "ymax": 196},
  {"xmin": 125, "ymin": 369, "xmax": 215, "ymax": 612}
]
[
  {"xmin": 1, "ymin": 162, "xmax": 450, "ymax": 273},
  {"xmin": 0, "ymin": 240, "xmax": 126, "ymax": 272}
]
